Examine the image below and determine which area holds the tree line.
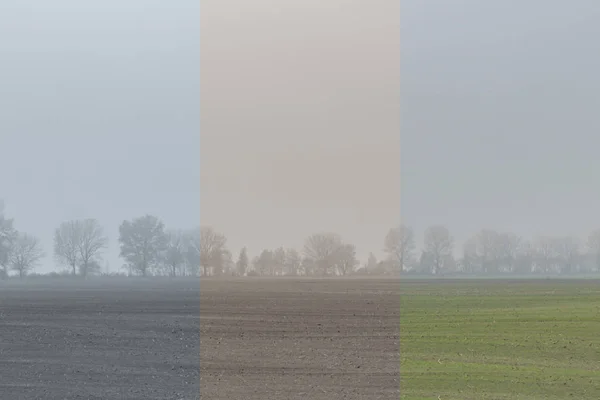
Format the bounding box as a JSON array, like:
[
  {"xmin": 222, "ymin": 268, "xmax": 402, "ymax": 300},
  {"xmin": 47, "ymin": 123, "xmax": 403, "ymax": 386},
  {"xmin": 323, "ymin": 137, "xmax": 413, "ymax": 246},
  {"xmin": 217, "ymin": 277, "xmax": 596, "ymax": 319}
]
[
  {"xmin": 13, "ymin": 203, "xmax": 599, "ymax": 278},
  {"xmin": 0, "ymin": 201, "xmax": 200, "ymax": 279},
  {"xmin": 396, "ymin": 224, "xmax": 600, "ymax": 275},
  {"xmin": 199, "ymin": 226, "xmax": 403, "ymax": 277}
]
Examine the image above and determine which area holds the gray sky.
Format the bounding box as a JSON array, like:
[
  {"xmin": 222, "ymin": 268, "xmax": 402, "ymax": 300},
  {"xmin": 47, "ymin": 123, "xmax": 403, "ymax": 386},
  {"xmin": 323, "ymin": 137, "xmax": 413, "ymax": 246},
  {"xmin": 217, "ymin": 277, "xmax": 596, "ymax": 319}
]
[
  {"xmin": 402, "ymin": 1, "xmax": 600, "ymax": 252},
  {"xmin": 201, "ymin": 0, "xmax": 400, "ymax": 262},
  {"xmin": 1, "ymin": 0, "xmax": 199, "ymax": 272}
]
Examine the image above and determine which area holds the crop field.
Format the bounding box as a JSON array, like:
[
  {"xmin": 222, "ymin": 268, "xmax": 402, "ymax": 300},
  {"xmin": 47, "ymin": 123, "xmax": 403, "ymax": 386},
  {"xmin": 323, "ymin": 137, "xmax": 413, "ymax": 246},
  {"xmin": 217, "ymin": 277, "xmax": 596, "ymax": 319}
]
[
  {"xmin": 200, "ymin": 278, "xmax": 400, "ymax": 400},
  {"xmin": 401, "ymin": 279, "xmax": 600, "ymax": 399},
  {"xmin": 0, "ymin": 278, "xmax": 200, "ymax": 400}
]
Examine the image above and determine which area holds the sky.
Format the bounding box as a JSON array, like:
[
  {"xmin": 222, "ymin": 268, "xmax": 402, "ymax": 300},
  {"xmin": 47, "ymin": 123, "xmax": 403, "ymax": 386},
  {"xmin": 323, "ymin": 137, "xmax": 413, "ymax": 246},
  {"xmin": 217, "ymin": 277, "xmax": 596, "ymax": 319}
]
[
  {"xmin": 0, "ymin": 0, "xmax": 200, "ymax": 272},
  {"xmin": 402, "ymin": 1, "xmax": 600, "ymax": 252},
  {"xmin": 201, "ymin": 0, "xmax": 400, "ymax": 262},
  {"xmin": 6, "ymin": 1, "xmax": 599, "ymax": 270}
]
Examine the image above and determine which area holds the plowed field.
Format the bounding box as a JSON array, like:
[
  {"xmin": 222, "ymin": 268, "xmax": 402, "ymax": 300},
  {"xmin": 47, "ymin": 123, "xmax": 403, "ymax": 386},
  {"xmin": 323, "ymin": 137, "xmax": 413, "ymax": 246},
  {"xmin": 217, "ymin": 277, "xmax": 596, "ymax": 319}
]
[
  {"xmin": 0, "ymin": 279, "xmax": 200, "ymax": 400},
  {"xmin": 200, "ymin": 278, "xmax": 400, "ymax": 400}
]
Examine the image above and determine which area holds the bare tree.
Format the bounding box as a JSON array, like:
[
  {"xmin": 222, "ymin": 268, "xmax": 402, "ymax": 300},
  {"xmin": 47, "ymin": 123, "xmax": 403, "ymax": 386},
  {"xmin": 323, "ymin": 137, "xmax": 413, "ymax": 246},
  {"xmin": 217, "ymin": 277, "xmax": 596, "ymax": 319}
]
[
  {"xmin": 366, "ymin": 252, "xmax": 378, "ymax": 274},
  {"xmin": 303, "ymin": 233, "xmax": 343, "ymax": 276},
  {"xmin": 0, "ymin": 202, "xmax": 17, "ymax": 279},
  {"xmin": 119, "ymin": 215, "xmax": 168, "ymax": 276},
  {"xmin": 531, "ymin": 235, "xmax": 580, "ymax": 274},
  {"xmin": 199, "ymin": 226, "xmax": 227, "ymax": 276},
  {"xmin": 272, "ymin": 247, "xmax": 286, "ymax": 276},
  {"xmin": 334, "ymin": 243, "xmax": 359, "ymax": 276},
  {"xmin": 497, "ymin": 232, "xmax": 521, "ymax": 273},
  {"xmin": 10, "ymin": 234, "xmax": 45, "ymax": 278},
  {"xmin": 468, "ymin": 230, "xmax": 522, "ymax": 274},
  {"xmin": 183, "ymin": 228, "xmax": 200, "ymax": 276},
  {"xmin": 218, "ymin": 249, "xmax": 234, "ymax": 276},
  {"xmin": 384, "ymin": 224, "xmax": 415, "ymax": 271},
  {"xmin": 284, "ymin": 248, "xmax": 301, "ymax": 276},
  {"xmin": 533, "ymin": 236, "xmax": 558, "ymax": 274},
  {"xmin": 77, "ymin": 219, "xmax": 108, "ymax": 277},
  {"xmin": 300, "ymin": 257, "xmax": 315, "ymax": 276},
  {"xmin": 54, "ymin": 219, "xmax": 107, "ymax": 277},
  {"xmin": 514, "ymin": 240, "xmax": 534, "ymax": 274},
  {"xmin": 423, "ymin": 225, "xmax": 453, "ymax": 275},
  {"xmin": 236, "ymin": 247, "xmax": 249, "ymax": 276},
  {"xmin": 554, "ymin": 236, "xmax": 580, "ymax": 274},
  {"xmin": 164, "ymin": 230, "xmax": 186, "ymax": 277},
  {"xmin": 587, "ymin": 229, "xmax": 600, "ymax": 272},
  {"xmin": 461, "ymin": 237, "xmax": 479, "ymax": 273},
  {"xmin": 54, "ymin": 220, "xmax": 80, "ymax": 275},
  {"xmin": 253, "ymin": 249, "xmax": 273, "ymax": 276},
  {"xmin": 473, "ymin": 229, "xmax": 502, "ymax": 274}
]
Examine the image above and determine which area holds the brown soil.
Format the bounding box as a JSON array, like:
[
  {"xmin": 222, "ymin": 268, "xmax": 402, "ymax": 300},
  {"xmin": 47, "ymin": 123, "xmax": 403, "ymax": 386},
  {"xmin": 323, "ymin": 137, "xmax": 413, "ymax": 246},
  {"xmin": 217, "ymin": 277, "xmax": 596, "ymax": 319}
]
[{"xmin": 200, "ymin": 278, "xmax": 400, "ymax": 400}]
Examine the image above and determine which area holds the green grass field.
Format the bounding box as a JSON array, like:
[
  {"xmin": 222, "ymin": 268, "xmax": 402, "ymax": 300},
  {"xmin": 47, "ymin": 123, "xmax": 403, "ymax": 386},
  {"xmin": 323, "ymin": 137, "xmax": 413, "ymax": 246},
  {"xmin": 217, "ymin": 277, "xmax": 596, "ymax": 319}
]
[{"xmin": 400, "ymin": 280, "xmax": 600, "ymax": 399}]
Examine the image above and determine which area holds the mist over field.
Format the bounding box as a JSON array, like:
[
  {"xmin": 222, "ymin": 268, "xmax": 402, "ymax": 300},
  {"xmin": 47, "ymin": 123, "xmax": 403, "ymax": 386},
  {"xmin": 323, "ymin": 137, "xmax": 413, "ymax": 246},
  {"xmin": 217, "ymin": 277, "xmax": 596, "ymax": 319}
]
[
  {"xmin": 399, "ymin": 1, "xmax": 600, "ymax": 278},
  {"xmin": 399, "ymin": 2, "xmax": 600, "ymax": 399},
  {"xmin": 0, "ymin": 0, "xmax": 199, "ymax": 275},
  {"xmin": 201, "ymin": 0, "xmax": 400, "ymax": 264},
  {"xmin": 402, "ymin": 1, "xmax": 600, "ymax": 256},
  {"xmin": 200, "ymin": 1, "xmax": 400, "ymax": 398},
  {"xmin": 0, "ymin": 1, "xmax": 204, "ymax": 399}
]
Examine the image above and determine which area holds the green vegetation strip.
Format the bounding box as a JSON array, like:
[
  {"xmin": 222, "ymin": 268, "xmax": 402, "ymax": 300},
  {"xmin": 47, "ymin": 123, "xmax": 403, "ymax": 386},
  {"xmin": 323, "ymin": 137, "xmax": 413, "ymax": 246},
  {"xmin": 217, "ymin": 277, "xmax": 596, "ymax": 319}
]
[{"xmin": 400, "ymin": 281, "xmax": 600, "ymax": 399}]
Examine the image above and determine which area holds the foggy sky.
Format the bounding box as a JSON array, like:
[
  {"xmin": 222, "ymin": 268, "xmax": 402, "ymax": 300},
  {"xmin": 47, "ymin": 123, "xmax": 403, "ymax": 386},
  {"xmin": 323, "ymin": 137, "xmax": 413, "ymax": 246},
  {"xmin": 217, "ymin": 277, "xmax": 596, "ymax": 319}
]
[
  {"xmin": 201, "ymin": 0, "xmax": 400, "ymax": 261},
  {"xmin": 402, "ymin": 1, "xmax": 600, "ymax": 251},
  {"xmin": 1, "ymin": 1, "xmax": 200, "ymax": 272}
]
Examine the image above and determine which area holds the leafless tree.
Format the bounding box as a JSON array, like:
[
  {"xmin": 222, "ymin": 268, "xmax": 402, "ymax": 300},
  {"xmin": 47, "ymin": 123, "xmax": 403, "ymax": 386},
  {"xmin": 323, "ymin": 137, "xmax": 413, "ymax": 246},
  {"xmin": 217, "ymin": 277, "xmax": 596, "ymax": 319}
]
[
  {"xmin": 236, "ymin": 247, "xmax": 249, "ymax": 276},
  {"xmin": 468, "ymin": 230, "xmax": 522, "ymax": 274},
  {"xmin": 164, "ymin": 230, "xmax": 186, "ymax": 277},
  {"xmin": 10, "ymin": 234, "xmax": 45, "ymax": 278},
  {"xmin": 365, "ymin": 252, "xmax": 378, "ymax": 274},
  {"xmin": 216, "ymin": 249, "xmax": 234, "ymax": 276},
  {"xmin": 461, "ymin": 237, "xmax": 479, "ymax": 273},
  {"xmin": 54, "ymin": 220, "xmax": 80, "ymax": 275},
  {"xmin": 303, "ymin": 232, "xmax": 343, "ymax": 276},
  {"xmin": 384, "ymin": 224, "xmax": 415, "ymax": 271},
  {"xmin": 334, "ymin": 243, "xmax": 359, "ymax": 276},
  {"xmin": 587, "ymin": 229, "xmax": 600, "ymax": 272},
  {"xmin": 497, "ymin": 232, "xmax": 521, "ymax": 273},
  {"xmin": 199, "ymin": 226, "xmax": 227, "ymax": 276},
  {"xmin": 54, "ymin": 219, "xmax": 107, "ymax": 277},
  {"xmin": 184, "ymin": 228, "xmax": 200, "ymax": 276},
  {"xmin": 78, "ymin": 219, "xmax": 108, "ymax": 277},
  {"xmin": 284, "ymin": 248, "xmax": 301, "ymax": 276},
  {"xmin": 119, "ymin": 215, "xmax": 168, "ymax": 276},
  {"xmin": 0, "ymin": 202, "xmax": 17, "ymax": 278},
  {"xmin": 473, "ymin": 229, "xmax": 501, "ymax": 273},
  {"xmin": 253, "ymin": 249, "xmax": 273, "ymax": 276},
  {"xmin": 533, "ymin": 236, "xmax": 558, "ymax": 273},
  {"xmin": 514, "ymin": 239, "xmax": 534, "ymax": 274},
  {"xmin": 300, "ymin": 257, "xmax": 315, "ymax": 276},
  {"xmin": 423, "ymin": 225, "xmax": 453, "ymax": 275},
  {"xmin": 553, "ymin": 236, "xmax": 580, "ymax": 274},
  {"xmin": 272, "ymin": 247, "xmax": 286, "ymax": 276}
]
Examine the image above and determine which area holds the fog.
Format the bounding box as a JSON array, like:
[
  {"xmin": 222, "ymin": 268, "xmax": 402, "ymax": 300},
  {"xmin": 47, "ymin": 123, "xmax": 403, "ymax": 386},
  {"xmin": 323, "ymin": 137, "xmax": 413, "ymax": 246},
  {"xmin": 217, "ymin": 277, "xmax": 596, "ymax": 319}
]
[
  {"xmin": 201, "ymin": 0, "xmax": 400, "ymax": 263},
  {"xmin": 0, "ymin": 0, "xmax": 199, "ymax": 273},
  {"xmin": 402, "ymin": 1, "xmax": 600, "ymax": 251},
  {"xmin": 1, "ymin": 0, "xmax": 400, "ymax": 277}
]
